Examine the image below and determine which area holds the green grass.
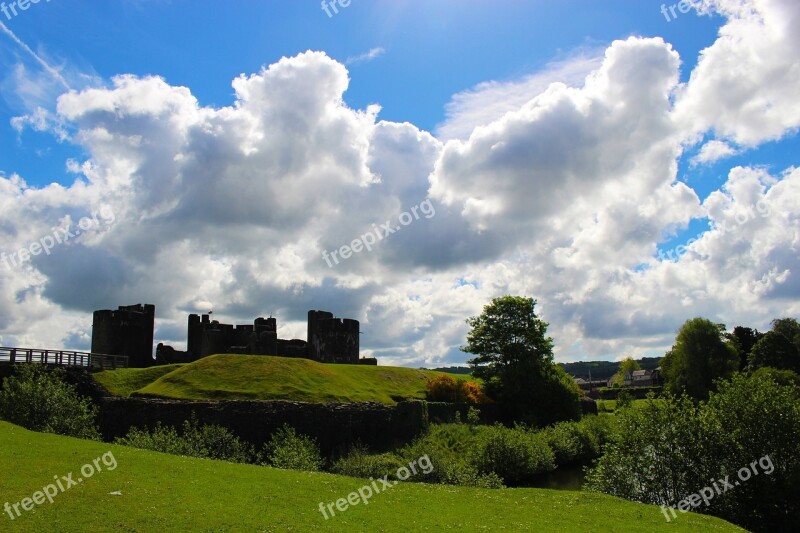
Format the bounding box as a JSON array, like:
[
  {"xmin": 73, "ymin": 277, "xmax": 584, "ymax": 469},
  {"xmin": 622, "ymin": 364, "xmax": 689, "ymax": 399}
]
[
  {"xmin": 0, "ymin": 422, "xmax": 744, "ymax": 532},
  {"xmin": 105, "ymin": 354, "xmax": 465, "ymax": 404},
  {"xmin": 93, "ymin": 364, "xmax": 184, "ymax": 397}
]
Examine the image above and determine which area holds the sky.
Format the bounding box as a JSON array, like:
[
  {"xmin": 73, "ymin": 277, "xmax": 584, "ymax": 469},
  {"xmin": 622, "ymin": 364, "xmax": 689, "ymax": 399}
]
[{"xmin": 0, "ymin": 0, "xmax": 798, "ymax": 366}]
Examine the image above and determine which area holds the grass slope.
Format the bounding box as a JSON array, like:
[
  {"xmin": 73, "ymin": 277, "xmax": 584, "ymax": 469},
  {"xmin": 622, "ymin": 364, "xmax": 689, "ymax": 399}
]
[
  {"xmin": 125, "ymin": 354, "xmax": 457, "ymax": 404},
  {"xmin": 0, "ymin": 422, "xmax": 744, "ymax": 532},
  {"xmin": 93, "ymin": 364, "xmax": 184, "ymax": 397}
]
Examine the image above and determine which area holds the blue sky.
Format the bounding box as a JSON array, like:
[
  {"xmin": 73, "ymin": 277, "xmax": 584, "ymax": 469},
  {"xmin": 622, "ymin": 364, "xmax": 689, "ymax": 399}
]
[{"xmin": 1, "ymin": 0, "xmax": 799, "ymax": 365}]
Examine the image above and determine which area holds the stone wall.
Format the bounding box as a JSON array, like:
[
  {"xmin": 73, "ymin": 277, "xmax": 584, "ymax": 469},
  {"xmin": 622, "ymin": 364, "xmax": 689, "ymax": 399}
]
[{"xmin": 97, "ymin": 397, "xmax": 428, "ymax": 456}]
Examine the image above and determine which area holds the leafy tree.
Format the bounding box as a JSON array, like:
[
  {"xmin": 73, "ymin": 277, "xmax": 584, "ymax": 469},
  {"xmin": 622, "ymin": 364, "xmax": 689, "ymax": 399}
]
[
  {"xmin": 660, "ymin": 318, "xmax": 739, "ymax": 400},
  {"xmin": 464, "ymin": 296, "xmax": 581, "ymax": 425},
  {"xmin": 586, "ymin": 373, "xmax": 800, "ymax": 532},
  {"xmin": 0, "ymin": 364, "xmax": 100, "ymax": 440},
  {"xmin": 749, "ymin": 318, "xmax": 800, "ymax": 373},
  {"xmin": 610, "ymin": 356, "xmax": 641, "ymax": 385},
  {"xmin": 725, "ymin": 326, "xmax": 764, "ymax": 370}
]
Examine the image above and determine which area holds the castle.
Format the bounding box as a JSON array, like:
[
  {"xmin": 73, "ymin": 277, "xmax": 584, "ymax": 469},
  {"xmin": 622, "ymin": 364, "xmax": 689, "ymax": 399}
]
[{"xmin": 91, "ymin": 304, "xmax": 376, "ymax": 368}]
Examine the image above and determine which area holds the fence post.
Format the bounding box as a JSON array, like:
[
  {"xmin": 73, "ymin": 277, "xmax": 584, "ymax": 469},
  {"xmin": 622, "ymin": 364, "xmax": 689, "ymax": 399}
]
[{"xmin": 10, "ymin": 349, "xmax": 15, "ymax": 364}]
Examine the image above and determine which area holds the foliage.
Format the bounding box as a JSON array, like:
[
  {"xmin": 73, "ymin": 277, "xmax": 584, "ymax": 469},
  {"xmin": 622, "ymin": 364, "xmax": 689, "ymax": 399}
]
[
  {"xmin": 748, "ymin": 317, "xmax": 800, "ymax": 373},
  {"xmin": 610, "ymin": 357, "xmax": 641, "ymax": 385},
  {"xmin": 424, "ymin": 374, "xmax": 490, "ymax": 404},
  {"xmin": 463, "ymin": 295, "xmax": 581, "ymax": 426},
  {"xmin": 615, "ymin": 389, "xmax": 633, "ymax": 409},
  {"xmin": 725, "ymin": 326, "xmax": 764, "ymax": 371},
  {"xmin": 330, "ymin": 444, "xmax": 404, "ymax": 480},
  {"xmin": 262, "ymin": 424, "xmax": 324, "ymax": 472},
  {"xmin": 470, "ymin": 424, "xmax": 555, "ymax": 485},
  {"xmin": 466, "ymin": 405, "xmax": 481, "ymax": 425},
  {"xmin": 0, "ymin": 364, "xmax": 100, "ymax": 440},
  {"xmin": 586, "ymin": 373, "xmax": 800, "ymax": 532},
  {"xmin": 115, "ymin": 417, "xmax": 256, "ymax": 463},
  {"xmin": 661, "ymin": 317, "xmax": 739, "ymax": 400}
]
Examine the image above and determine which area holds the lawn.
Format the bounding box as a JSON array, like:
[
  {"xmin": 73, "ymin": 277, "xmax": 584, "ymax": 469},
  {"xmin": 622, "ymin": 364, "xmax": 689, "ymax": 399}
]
[
  {"xmin": 0, "ymin": 422, "xmax": 744, "ymax": 532},
  {"xmin": 95, "ymin": 354, "xmax": 465, "ymax": 404},
  {"xmin": 93, "ymin": 364, "xmax": 184, "ymax": 397}
]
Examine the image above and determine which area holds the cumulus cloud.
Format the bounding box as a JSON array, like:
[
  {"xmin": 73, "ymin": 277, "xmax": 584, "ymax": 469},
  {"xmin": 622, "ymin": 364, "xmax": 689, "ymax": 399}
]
[{"xmin": 1, "ymin": 0, "xmax": 799, "ymax": 365}]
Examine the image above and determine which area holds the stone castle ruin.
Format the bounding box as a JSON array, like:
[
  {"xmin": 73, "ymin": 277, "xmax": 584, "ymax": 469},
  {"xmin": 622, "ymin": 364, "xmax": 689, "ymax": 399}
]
[{"xmin": 91, "ymin": 304, "xmax": 376, "ymax": 368}]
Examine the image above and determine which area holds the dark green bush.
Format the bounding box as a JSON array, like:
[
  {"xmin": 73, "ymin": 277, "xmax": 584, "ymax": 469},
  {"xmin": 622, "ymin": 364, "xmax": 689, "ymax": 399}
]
[
  {"xmin": 471, "ymin": 424, "xmax": 555, "ymax": 485},
  {"xmin": 330, "ymin": 445, "xmax": 404, "ymax": 480},
  {"xmin": 262, "ymin": 424, "xmax": 324, "ymax": 472},
  {"xmin": 115, "ymin": 417, "xmax": 256, "ymax": 463},
  {"xmin": 0, "ymin": 364, "xmax": 100, "ymax": 440}
]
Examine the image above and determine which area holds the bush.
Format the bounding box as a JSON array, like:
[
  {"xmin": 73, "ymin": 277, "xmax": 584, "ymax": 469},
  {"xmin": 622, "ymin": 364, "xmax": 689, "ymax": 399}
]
[
  {"xmin": 330, "ymin": 445, "xmax": 404, "ymax": 480},
  {"xmin": 585, "ymin": 373, "xmax": 800, "ymax": 532},
  {"xmin": 397, "ymin": 436, "xmax": 504, "ymax": 488},
  {"xmin": 616, "ymin": 390, "xmax": 633, "ymax": 409},
  {"xmin": 471, "ymin": 424, "xmax": 555, "ymax": 485},
  {"xmin": 0, "ymin": 364, "xmax": 100, "ymax": 440},
  {"xmin": 116, "ymin": 417, "xmax": 256, "ymax": 463},
  {"xmin": 263, "ymin": 424, "xmax": 324, "ymax": 472},
  {"xmin": 425, "ymin": 375, "xmax": 490, "ymax": 404}
]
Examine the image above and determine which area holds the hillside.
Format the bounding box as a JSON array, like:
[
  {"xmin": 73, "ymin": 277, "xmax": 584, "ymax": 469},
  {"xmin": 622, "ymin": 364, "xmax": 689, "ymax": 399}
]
[
  {"xmin": 96, "ymin": 354, "xmax": 462, "ymax": 404},
  {"xmin": 0, "ymin": 422, "xmax": 744, "ymax": 532}
]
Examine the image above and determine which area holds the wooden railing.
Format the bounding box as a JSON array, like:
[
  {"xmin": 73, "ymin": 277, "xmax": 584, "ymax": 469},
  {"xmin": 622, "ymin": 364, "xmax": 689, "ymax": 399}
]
[{"xmin": 0, "ymin": 347, "xmax": 128, "ymax": 369}]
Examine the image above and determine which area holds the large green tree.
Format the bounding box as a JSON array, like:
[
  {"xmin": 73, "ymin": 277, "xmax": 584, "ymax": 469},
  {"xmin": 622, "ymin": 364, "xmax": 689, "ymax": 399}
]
[
  {"xmin": 464, "ymin": 296, "xmax": 581, "ymax": 425},
  {"xmin": 725, "ymin": 326, "xmax": 764, "ymax": 370},
  {"xmin": 610, "ymin": 356, "xmax": 641, "ymax": 386},
  {"xmin": 749, "ymin": 318, "xmax": 800, "ymax": 373},
  {"xmin": 660, "ymin": 317, "xmax": 739, "ymax": 400}
]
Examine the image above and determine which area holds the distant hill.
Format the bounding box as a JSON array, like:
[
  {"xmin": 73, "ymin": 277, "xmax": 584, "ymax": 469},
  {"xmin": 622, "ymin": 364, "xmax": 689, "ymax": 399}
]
[
  {"xmin": 559, "ymin": 356, "xmax": 664, "ymax": 380},
  {"xmin": 95, "ymin": 354, "xmax": 460, "ymax": 404},
  {"xmin": 429, "ymin": 366, "xmax": 472, "ymax": 375}
]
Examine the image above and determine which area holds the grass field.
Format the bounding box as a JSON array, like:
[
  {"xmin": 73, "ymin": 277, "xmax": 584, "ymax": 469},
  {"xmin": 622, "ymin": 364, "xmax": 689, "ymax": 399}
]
[
  {"xmin": 0, "ymin": 422, "xmax": 744, "ymax": 532},
  {"xmin": 94, "ymin": 355, "xmax": 462, "ymax": 404},
  {"xmin": 93, "ymin": 364, "xmax": 184, "ymax": 397}
]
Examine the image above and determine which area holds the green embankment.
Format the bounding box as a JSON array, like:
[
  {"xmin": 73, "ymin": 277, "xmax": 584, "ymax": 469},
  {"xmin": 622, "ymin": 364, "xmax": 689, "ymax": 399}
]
[
  {"xmin": 93, "ymin": 364, "xmax": 184, "ymax": 397},
  {"xmin": 95, "ymin": 354, "xmax": 462, "ymax": 404},
  {"xmin": 0, "ymin": 422, "xmax": 744, "ymax": 532}
]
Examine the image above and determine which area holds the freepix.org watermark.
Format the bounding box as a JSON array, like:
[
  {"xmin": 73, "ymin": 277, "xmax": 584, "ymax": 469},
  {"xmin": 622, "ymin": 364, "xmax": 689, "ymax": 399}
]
[
  {"xmin": 320, "ymin": 0, "xmax": 351, "ymax": 18},
  {"xmin": 1, "ymin": 205, "xmax": 116, "ymax": 270},
  {"xmin": 660, "ymin": 0, "xmax": 701, "ymax": 22},
  {"xmin": 1, "ymin": 0, "xmax": 53, "ymax": 21},
  {"xmin": 661, "ymin": 454, "xmax": 775, "ymax": 522},
  {"xmin": 4, "ymin": 451, "xmax": 118, "ymax": 521},
  {"xmin": 322, "ymin": 199, "xmax": 435, "ymax": 268},
  {"xmin": 318, "ymin": 454, "xmax": 433, "ymax": 520}
]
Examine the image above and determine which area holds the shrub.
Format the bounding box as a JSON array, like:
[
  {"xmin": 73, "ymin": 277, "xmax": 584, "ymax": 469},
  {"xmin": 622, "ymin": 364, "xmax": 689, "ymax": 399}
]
[
  {"xmin": 425, "ymin": 374, "xmax": 489, "ymax": 404},
  {"xmin": 471, "ymin": 424, "xmax": 555, "ymax": 485},
  {"xmin": 263, "ymin": 424, "xmax": 323, "ymax": 472},
  {"xmin": 466, "ymin": 406, "xmax": 481, "ymax": 425},
  {"xmin": 0, "ymin": 364, "xmax": 100, "ymax": 440},
  {"xmin": 585, "ymin": 373, "xmax": 800, "ymax": 532},
  {"xmin": 116, "ymin": 417, "xmax": 256, "ymax": 463},
  {"xmin": 616, "ymin": 389, "xmax": 633, "ymax": 409},
  {"xmin": 330, "ymin": 445, "xmax": 404, "ymax": 480}
]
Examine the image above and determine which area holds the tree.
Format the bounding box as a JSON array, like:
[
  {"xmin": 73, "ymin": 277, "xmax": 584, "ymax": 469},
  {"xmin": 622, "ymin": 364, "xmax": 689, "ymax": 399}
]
[
  {"xmin": 749, "ymin": 318, "xmax": 800, "ymax": 373},
  {"xmin": 725, "ymin": 326, "xmax": 764, "ymax": 370},
  {"xmin": 610, "ymin": 356, "xmax": 641, "ymax": 386},
  {"xmin": 660, "ymin": 318, "xmax": 739, "ymax": 400},
  {"xmin": 463, "ymin": 296, "xmax": 580, "ymax": 425}
]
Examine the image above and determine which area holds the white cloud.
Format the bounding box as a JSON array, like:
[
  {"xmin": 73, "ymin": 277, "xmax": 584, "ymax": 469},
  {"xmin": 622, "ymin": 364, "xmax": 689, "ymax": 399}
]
[
  {"xmin": 346, "ymin": 47, "xmax": 386, "ymax": 65},
  {"xmin": 691, "ymin": 139, "xmax": 740, "ymax": 165},
  {"xmin": 436, "ymin": 53, "xmax": 604, "ymax": 141},
  {"xmin": 1, "ymin": 0, "xmax": 799, "ymax": 365}
]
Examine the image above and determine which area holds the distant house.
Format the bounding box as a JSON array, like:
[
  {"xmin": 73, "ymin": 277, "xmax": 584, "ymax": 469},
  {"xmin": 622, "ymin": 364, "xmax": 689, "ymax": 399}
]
[
  {"xmin": 573, "ymin": 377, "xmax": 612, "ymax": 398},
  {"xmin": 623, "ymin": 367, "xmax": 662, "ymax": 387}
]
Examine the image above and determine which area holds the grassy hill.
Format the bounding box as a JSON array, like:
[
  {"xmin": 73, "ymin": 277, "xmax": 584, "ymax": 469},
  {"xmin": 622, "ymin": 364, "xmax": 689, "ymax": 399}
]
[
  {"xmin": 95, "ymin": 355, "xmax": 462, "ymax": 404},
  {"xmin": 0, "ymin": 422, "xmax": 744, "ymax": 532}
]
